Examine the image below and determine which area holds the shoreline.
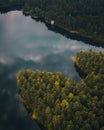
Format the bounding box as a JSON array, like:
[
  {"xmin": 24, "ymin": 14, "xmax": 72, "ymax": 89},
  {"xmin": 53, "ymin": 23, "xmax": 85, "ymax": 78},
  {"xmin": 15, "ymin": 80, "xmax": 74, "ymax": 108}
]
[
  {"xmin": 72, "ymin": 56, "xmax": 79, "ymax": 67},
  {"xmin": 23, "ymin": 10, "xmax": 104, "ymax": 47},
  {"xmin": 72, "ymin": 56, "xmax": 87, "ymax": 78},
  {"xmin": 0, "ymin": 6, "xmax": 104, "ymax": 46}
]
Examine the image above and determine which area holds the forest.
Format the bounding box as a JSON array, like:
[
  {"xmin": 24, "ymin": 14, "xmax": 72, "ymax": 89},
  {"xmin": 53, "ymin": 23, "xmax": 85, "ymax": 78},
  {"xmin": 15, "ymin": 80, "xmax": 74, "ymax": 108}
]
[
  {"xmin": 17, "ymin": 50, "xmax": 104, "ymax": 130},
  {"xmin": 74, "ymin": 50, "xmax": 104, "ymax": 75},
  {"xmin": 0, "ymin": 0, "xmax": 104, "ymax": 44}
]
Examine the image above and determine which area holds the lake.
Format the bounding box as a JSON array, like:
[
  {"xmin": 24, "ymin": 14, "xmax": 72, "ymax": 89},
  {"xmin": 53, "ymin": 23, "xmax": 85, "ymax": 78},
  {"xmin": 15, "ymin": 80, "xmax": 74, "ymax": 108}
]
[{"xmin": 0, "ymin": 11, "xmax": 104, "ymax": 130}]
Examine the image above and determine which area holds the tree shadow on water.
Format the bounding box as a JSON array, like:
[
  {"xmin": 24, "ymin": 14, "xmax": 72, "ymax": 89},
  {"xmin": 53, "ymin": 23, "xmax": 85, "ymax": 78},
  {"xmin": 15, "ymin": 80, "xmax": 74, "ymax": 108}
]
[{"xmin": 35, "ymin": 120, "xmax": 48, "ymax": 130}]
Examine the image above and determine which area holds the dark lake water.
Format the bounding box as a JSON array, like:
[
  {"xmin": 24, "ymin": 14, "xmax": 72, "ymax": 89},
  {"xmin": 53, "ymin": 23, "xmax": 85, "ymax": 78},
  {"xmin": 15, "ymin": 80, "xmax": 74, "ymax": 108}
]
[{"xmin": 0, "ymin": 11, "xmax": 104, "ymax": 130}]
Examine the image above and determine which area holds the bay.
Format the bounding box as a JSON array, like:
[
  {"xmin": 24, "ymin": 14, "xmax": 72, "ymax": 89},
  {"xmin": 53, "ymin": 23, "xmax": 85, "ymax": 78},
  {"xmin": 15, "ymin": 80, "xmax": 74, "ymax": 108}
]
[{"xmin": 0, "ymin": 11, "xmax": 104, "ymax": 130}]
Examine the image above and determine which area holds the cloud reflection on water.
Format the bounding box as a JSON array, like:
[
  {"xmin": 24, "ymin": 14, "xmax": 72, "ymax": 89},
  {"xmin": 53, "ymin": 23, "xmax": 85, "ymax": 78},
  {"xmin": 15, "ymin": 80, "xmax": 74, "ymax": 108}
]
[
  {"xmin": 0, "ymin": 10, "xmax": 104, "ymax": 130},
  {"xmin": 0, "ymin": 11, "xmax": 104, "ymax": 69},
  {"xmin": 0, "ymin": 10, "xmax": 104, "ymax": 108}
]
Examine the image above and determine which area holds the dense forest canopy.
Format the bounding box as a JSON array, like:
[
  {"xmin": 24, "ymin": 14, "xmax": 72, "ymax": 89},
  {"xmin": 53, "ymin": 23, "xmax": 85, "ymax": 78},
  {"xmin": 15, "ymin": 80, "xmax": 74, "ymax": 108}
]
[
  {"xmin": 75, "ymin": 50, "xmax": 104, "ymax": 75},
  {"xmin": 17, "ymin": 50, "xmax": 104, "ymax": 130},
  {"xmin": 0, "ymin": 0, "xmax": 104, "ymax": 43},
  {"xmin": 0, "ymin": 0, "xmax": 25, "ymax": 6}
]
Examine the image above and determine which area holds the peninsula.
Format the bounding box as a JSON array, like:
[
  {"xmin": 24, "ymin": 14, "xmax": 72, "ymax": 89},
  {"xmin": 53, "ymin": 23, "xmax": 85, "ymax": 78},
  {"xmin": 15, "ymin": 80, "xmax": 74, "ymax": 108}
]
[{"xmin": 17, "ymin": 50, "xmax": 104, "ymax": 130}]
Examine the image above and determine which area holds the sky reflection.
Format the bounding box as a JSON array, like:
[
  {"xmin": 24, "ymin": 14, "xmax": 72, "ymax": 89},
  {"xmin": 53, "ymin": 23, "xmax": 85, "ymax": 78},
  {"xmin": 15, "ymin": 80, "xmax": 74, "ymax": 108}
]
[
  {"xmin": 0, "ymin": 10, "xmax": 104, "ymax": 130},
  {"xmin": 0, "ymin": 11, "xmax": 104, "ymax": 79}
]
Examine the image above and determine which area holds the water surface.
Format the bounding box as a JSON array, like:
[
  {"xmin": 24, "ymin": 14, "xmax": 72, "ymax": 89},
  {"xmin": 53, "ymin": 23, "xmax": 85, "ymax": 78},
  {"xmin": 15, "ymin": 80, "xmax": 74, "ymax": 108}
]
[{"xmin": 0, "ymin": 11, "xmax": 104, "ymax": 130}]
